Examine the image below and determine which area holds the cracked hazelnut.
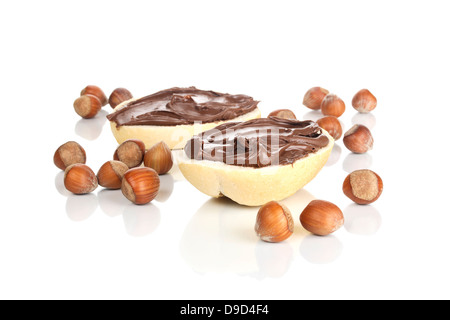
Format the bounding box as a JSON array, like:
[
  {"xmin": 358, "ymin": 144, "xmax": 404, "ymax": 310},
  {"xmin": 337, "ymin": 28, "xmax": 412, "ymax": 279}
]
[
  {"xmin": 109, "ymin": 88, "xmax": 133, "ymax": 109},
  {"xmin": 343, "ymin": 169, "xmax": 383, "ymax": 204},
  {"xmin": 54, "ymin": 141, "xmax": 86, "ymax": 170},
  {"xmin": 343, "ymin": 124, "xmax": 373, "ymax": 153},
  {"xmin": 316, "ymin": 116, "xmax": 342, "ymax": 140},
  {"xmin": 80, "ymin": 85, "xmax": 108, "ymax": 106},
  {"xmin": 303, "ymin": 87, "xmax": 329, "ymax": 110},
  {"xmin": 255, "ymin": 201, "xmax": 294, "ymax": 243},
  {"xmin": 113, "ymin": 139, "xmax": 146, "ymax": 168},
  {"xmin": 321, "ymin": 93, "xmax": 345, "ymax": 117},
  {"xmin": 352, "ymin": 89, "xmax": 377, "ymax": 113},
  {"xmin": 300, "ymin": 200, "xmax": 344, "ymax": 236}
]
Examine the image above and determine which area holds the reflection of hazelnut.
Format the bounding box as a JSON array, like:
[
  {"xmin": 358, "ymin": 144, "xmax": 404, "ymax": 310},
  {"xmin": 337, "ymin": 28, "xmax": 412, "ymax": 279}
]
[
  {"xmin": 352, "ymin": 89, "xmax": 377, "ymax": 113},
  {"xmin": 64, "ymin": 164, "xmax": 98, "ymax": 194},
  {"xmin": 121, "ymin": 167, "xmax": 160, "ymax": 205},
  {"xmin": 54, "ymin": 141, "xmax": 86, "ymax": 170},
  {"xmin": 73, "ymin": 95, "xmax": 101, "ymax": 119},
  {"xmin": 303, "ymin": 87, "xmax": 329, "ymax": 110},
  {"xmin": 343, "ymin": 124, "xmax": 373, "ymax": 153},
  {"xmin": 113, "ymin": 139, "xmax": 146, "ymax": 168},
  {"xmin": 255, "ymin": 201, "xmax": 294, "ymax": 243},
  {"xmin": 343, "ymin": 169, "xmax": 383, "ymax": 204},
  {"xmin": 80, "ymin": 85, "xmax": 108, "ymax": 106},
  {"xmin": 316, "ymin": 116, "xmax": 342, "ymax": 140},
  {"xmin": 268, "ymin": 109, "xmax": 297, "ymax": 120},
  {"xmin": 109, "ymin": 88, "xmax": 133, "ymax": 109},
  {"xmin": 321, "ymin": 94, "xmax": 345, "ymax": 117},
  {"xmin": 97, "ymin": 160, "xmax": 129, "ymax": 189},
  {"xmin": 300, "ymin": 200, "xmax": 344, "ymax": 236}
]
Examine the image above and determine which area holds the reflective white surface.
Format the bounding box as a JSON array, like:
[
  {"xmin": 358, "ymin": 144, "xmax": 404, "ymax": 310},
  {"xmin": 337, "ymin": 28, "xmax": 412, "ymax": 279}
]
[{"xmin": 1, "ymin": 0, "xmax": 450, "ymax": 300}]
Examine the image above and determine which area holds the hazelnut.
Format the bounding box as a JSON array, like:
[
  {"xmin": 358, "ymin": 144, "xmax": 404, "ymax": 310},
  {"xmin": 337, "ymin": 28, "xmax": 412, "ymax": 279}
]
[
  {"xmin": 64, "ymin": 164, "xmax": 98, "ymax": 194},
  {"xmin": 113, "ymin": 139, "xmax": 146, "ymax": 168},
  {"xmin": 80, "ymin": 85, "xmax": 108, "ymax": 106},
  {"xmin": 73, "ymin": 94, "xmax": 101, "ymax": 119},
  {"xmin": 54, "ymin": 141, "xmax": 86, "ymax": 170},
  {"xmin": 352, "ymin": 89, "xmax": 377, "ymax": 113},
  {"xmin": 343, "ymin": 124, "xmax": 373, "ymax": 153},
  {"xmin": 255, "ymin": 201, "xmax": 294, "ymax": 243},
  {"xmin": 109, "ymin": 88, "xmax": 133, "ymax": 109},
  {"xmin": 121, "ymin": 167, "xmax": 160, "ymax": 205},
  {"xmin": 343, "ymin": 169, "xmax": 383, "ymax": 204},
  {"xmin": 143, "ymin": 141, "xmax": 173, "ymax": 175},
  {"xmin": 320, "ymin": 94, "xmax": 345, "ymax": 117},
  {"xmin": 268, "ymin": 109, "xmax": 297, "ymax": 120},
  {"xmin": 316, "ymin": 116, "xmax": 342, "ymax": 140},
  {"xmin": 97, "ymin": 160, "xmax": 129, "ymax": 189},
  {"xmin": 300, "ymin": 200, "xmax": 344, "ymax": 236},
  {"xmin": 303, "ymin": 87, "xmax": 329, "ymax": 110}
]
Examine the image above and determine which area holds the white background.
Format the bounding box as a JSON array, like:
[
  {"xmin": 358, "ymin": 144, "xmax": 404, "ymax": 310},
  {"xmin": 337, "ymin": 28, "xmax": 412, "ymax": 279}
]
[{"xmin": 1, "ymin": 0, "xmax": 449, "ymax": 300}]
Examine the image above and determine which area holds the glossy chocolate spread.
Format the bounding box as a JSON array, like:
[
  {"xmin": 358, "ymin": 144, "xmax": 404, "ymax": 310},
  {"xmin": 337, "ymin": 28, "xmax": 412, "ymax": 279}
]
[
  {"xmin": 184, "ymin": 117, "xmax": 329, "ymax": 168},
  {"xmin": 184, "ymin": 117, "xmax": 330, "ymax": 168},
  {"xmin": 106, "ymin": 87, "xmax": 259, "ymax": 127}
]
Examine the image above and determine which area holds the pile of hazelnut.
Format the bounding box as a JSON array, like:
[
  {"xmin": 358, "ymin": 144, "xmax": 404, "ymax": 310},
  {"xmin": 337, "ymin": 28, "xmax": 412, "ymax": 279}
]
[
  {"xmin": 73, "ymin": 85, "xmax": 133, "ymax": 118},
  {"xmin": 54, "ymin": 139, "xmax": 173, "ymax": 205},
  {"xmin": 55, "ymin": 84, "xmax": 173, "ymax": 205},
  {"xmin": 256, "ymin": 87, "xmax": 383, "ymax": 242}
]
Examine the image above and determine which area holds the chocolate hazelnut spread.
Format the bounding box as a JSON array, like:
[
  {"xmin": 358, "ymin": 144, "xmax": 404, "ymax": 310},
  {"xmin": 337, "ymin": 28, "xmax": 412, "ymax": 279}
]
[
  {"xmin": 107, "ymin": 87, "xmax": 259, "ymax": 127},
  {"xmin": 184, "ymin": 117, "xmax": 330, "ymax": 168}
]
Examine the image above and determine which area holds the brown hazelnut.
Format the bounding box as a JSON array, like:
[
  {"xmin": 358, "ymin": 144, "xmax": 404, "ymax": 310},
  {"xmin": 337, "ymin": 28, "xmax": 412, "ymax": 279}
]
[
  {"xmin": 64, "ymin": 164, "xmax": 98, "ymax": 194},
  {"xmin": 300, "ymin": 200, "xmax": 344, "ymax": 236},
  {"xmin": 121, "ymin": 167, "xmax": 160, "ymax": 205},
  {"xmin": 97, "ymin": 160, "xmax": 129, "ymax": 189},
  {"xmin": 316, "ymin": 116, "xmax": 342, "ymax": 140},
  {"xmin": 80, "ymin": 85, "xmax": 108, "ymax": 106},
  {"xmin": 143, "ymin": 141, "xmax": 173, "ymax": 175},
  {"xmin": 268, "ymin": 109, "xmax": 297, "ymax": 120},
  {"xmin": 352, "ymin": 89, "xmax": 377, "ymax": 113},
  {"xmin": 303, "ymin": 87, "xmax": 329, "ymax": 110},
  {"xmin": 255, "ymin": 201, "xmax": 294, "ymax": 243},
  {"xmin": 321, "ymin": 94, "xmax": 345, "ymax": 117},
  {"xmin": 109, "ymin": 88, "xmax": 133, "ymax": 109},
  {"xmin": 54, "ymin": 141, "xmax": 86, "ymax": 170},
  {"xmin": 343, "ymin": 169, "xmax": 383, "ymax": 204},
  {"xmin": 343, "ymin": 124, "xmax": 373, "ymax": 153},
  {"xmin": 113, "ymin": 139, "xmax": 146, "ymax": 168},
  {"xmin": 73, "ymin": 94, "xmax": 101, "ymax": 119}
]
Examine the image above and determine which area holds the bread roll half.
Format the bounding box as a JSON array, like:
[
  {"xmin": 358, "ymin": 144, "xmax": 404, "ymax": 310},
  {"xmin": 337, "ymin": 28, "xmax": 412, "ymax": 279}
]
[
  {"xmin": 176, "ymin": 130, "xmax": 334, "ymax": 206},
  {"xmin": 108, "ymin": 98, "xmax": 261, "ymax": 150}
]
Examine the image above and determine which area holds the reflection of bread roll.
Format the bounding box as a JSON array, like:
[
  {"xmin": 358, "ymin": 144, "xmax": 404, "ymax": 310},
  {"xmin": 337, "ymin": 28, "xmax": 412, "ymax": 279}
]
[{"xmin": 176, "ymin": 130, "xmax": 334, "ymax": 207}]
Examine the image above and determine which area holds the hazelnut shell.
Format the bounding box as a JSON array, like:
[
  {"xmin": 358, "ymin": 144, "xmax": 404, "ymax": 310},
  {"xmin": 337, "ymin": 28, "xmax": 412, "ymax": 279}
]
[
  {"xmin": 255, "ymin": 201, "xmax": 294, "ymax": 243},
  {"xmin": 300, "ymin": 200, "xmax": 344, "ymax": 236},
  {"xmin": 97, "ymin": 160, "xmax": 129, "ymax": 189},
  {"xmin": 343, "ymin": 169, "xmax": 383, "ymax": 204},
  {"xmin": 80, "ymin": 85, "xmax": 108, "ymax": 106},
  {"xmin": 113, "ymin": 139, "xmax": 146, "ymax": 168},
  {"xmin": 121, "ymin": 167, "xmax": 160, "ymax": 205},
  {"xmin": 64, "ymin": 164, "xmax": 98, "ymax": 194},
  {"xmin": 54, "ymin": 141, "xmax": 86, "ymax": 170},
  {"xmin": 143, "ymin": 141, "xmax": 173, "ymax": 175}
]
